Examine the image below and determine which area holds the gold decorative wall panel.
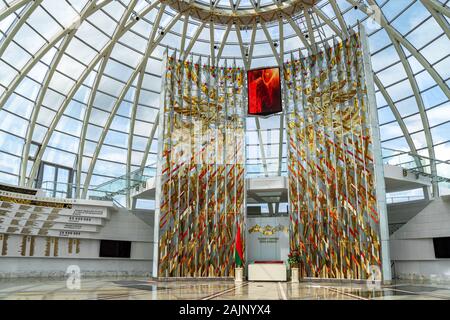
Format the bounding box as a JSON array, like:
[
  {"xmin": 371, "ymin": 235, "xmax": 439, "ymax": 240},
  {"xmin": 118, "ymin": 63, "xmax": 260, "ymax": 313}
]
[
  {"xmin": 157, "ymin": 53, "xmax": 246, "ymax": 277},
  {"xmin": 284, "ymin": 31, "xmax": 381, "ymax": 279}
]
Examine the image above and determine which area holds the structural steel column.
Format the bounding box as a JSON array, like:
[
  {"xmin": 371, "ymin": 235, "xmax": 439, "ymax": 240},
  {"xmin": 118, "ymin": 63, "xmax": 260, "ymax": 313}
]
[
  {"xmin": 152, "ymin": 50, "xmax": 169, "ymax": 278},
  {"xmin": 360, "ymin": 25, "xmax": 392, "ymax": 282}
]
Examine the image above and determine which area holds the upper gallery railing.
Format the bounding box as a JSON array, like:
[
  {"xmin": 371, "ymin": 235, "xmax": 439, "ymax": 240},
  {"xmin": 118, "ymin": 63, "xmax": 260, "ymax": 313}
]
[
  {"xmin": 382, "ymin": 147, "xmax": 450, "ymax": 184},
  {"xmin": 41, "ymin": 164, "xmax": 157, "ymax": 203}
]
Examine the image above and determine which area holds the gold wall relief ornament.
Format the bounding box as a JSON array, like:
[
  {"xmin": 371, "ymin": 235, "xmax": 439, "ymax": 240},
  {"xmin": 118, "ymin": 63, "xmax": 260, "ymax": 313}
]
[
  {"xmin": 75, "ymin": 239, "xmax": 80, "ymax": 254},
  {"xmin": 44, "ymin": 237, "xmax": 51, "ymax": 256},
  {"xmin": 1, "ymin": 233, "xmax": 8, "ymax": 256},
  {"xmin": 20, "ymin": 235, "xmax": 27, "ymax": 256},
  {"xmin": 248, "ymin": 224, "xmax": 289, "ymax": 236},
  {"xmin": 68, "ymin": 238, "xmax": 73, "ymax": 254},
  {"xmin": 29, "ymin": 236, "xmax": 35, "ymax": 256},
  {"xmin": 53, "ymin": 238, "xmax": 59, "ymax": 257}
]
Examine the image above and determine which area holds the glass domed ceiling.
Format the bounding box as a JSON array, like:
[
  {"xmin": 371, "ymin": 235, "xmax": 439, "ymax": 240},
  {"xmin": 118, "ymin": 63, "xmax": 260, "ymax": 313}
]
[{"xmin": 0, "ymin": 0, "xmax": 449, "ymax": 199}]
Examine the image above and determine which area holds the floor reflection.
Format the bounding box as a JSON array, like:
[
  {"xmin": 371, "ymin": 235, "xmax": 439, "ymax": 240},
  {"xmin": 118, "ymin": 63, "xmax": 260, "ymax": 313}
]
[{"xmin": 0, "ymin": 277, "xmax": 449, "ymax": 300}]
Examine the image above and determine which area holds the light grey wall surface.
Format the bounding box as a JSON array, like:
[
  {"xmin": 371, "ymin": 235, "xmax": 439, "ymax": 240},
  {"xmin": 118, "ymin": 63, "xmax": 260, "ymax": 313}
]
[
  {"xmin": 390, "ymin": 197, "xmax": 450, "ymax": 280},
  {"xmin": 0, "ymin": 208, "xmax": 154, "ymax": 278},
  {"xmin": 0, "ymin": 257, "xmax": 152, "ymax": 278}
]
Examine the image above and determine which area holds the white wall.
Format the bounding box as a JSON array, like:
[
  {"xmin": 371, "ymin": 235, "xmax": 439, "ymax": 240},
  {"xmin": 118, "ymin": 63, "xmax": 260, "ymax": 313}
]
[
  {"xmin": 390, "ymin": 197, "xmax": 450, "ymax": 280},
  {"xmin": 0, "ymin": 208, "xmax": 154, "ymax": 278},
  {"xmin": 0, "ymin": 257, "xmax": 152, "ymax": 278}
]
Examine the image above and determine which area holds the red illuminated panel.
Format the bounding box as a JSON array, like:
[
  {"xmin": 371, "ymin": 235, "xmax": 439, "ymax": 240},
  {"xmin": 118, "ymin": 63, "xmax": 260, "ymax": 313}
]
[{"xmin": 247, "ymin": 67, "xmax": 282, "ymax": 116}]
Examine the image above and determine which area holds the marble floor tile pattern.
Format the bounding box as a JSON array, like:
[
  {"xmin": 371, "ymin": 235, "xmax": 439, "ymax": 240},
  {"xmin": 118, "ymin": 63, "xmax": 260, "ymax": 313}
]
[{"xmin": 0, "ymin": 277, "xmax": 449, "ymax": 300}]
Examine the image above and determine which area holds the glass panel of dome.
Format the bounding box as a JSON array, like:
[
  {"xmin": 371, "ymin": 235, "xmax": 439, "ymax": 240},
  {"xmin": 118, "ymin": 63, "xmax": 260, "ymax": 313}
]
[
  {"xmin": 420, "ymin": 35, "xmax": 450, "ymax": 65},
  {"xmin": 386, "ymin": 79, "xmax": 414, "ymax": 102},
  {"xmin": 368, "ymin": 29, "xmax": 391, "ymax": 53},
  {"xmin": 410, "ymin": 130, "xmax": 427, "ymax": 149},
  {"xmin": 341, "ymin": 6, "xmax": 366, "ymax": 27},
  {"xmin": 403, "ymin": 113, "xmax": 423, "ymax": 133},
  {"xmin": 380, "ymin": 121, "xmax": 404, "ymax": 141},
  {"xmin": 409, "ymin": 23, "xmax": 442, "ymax": 55},
  {"xmin": 15, "ymin": 77, "xmax": 40, "ymax": 101},
  {"xmin": 395, "ymin": 96, "xmax": 419, "ymax": 117},
  {"xmin": 371, "ymin": 46, "xmax": 398, "ymax": 72},
  {"xmin": 13, "ymin": 23, "xmax": 47, "ymax": 55},
  {"xmin": 76, "ymin": 21, "xmax": 110, "ymax": 51},
  {"xmin": 2, "ymin": 42, "xmax": 32, "ymax": 71},
  {"xmin": 37, "ymin": 107, "xmax": 56, "ymax": 128},
  {"xmin": 27, "ymin": 7, "xmax": 63, "ymax": 40},
  {"xmin": 423, "ymin": 87, "xmax": 447, "ymax": 110},
  {"xmin": 377, "ymin": 62, "xmax": 407, "ymax": 87},
  {"xmin": 3, "ymin": 93, "xmax": 33, "ymax": 118},
  {"xmin": 378, "ymin": 107, "xmax": 396, "ymax": 125},
  {"xmin": 48, "ymin": 71, "xmax": 75, "ymax": 95},
  {"xmin": 0, "ymin": 61, "xmax": 17, "ymax": 87},
  {"xmin": 434, "ymin": 57, "xmax": 450, "ymax": 80},
  {"xmin": 0, "ymin": 131, "xmax": 22, "ymax": 155},
  {"xmin": 32, "ymin": 123, "xmax": 47, "ymax": 143},
  {"xmin": 431, "ymin": 122, "xmax": 450, "ymax": 145},
  {"xmin": 381, "ymin": 136, "xmax": 409, "ymax": 152}
]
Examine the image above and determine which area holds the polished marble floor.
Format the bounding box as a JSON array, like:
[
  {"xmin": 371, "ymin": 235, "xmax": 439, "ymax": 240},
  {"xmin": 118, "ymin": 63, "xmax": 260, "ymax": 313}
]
[{"xmin": 0, "ymin": 277, "xmax": 449, "ymax": 300}]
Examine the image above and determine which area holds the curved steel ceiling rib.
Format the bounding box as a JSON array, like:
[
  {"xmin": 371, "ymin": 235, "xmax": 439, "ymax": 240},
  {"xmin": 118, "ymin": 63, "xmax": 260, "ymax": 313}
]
[
  {"xmin": 139, "ymin": 112, "xmax": 159, "ymax": 171},
  {"xmin": 260, "ymin": 21, "xmax": 282, "ymax": 66},
  {"xmin": 125, "ymin": 3, "xmax": 167, "ymax": 206},
  {"xmin": 314, "ymin": 4, "xmax": 423, "ymax": 170},
  {"xmin": 75, "ymin": 0, "xmax": 140, "ymax": 197},
  {"xmin": 0, "ymin": 0, "xmax": 42, "ymax": 58},
  {"xmin": 182, "ymin": 21, "xmax": 206, "ymax": 61},
  {"xmin": 0, "ymin": 0, "xmax": 31, "ymax": 22},
  {"xmin": 350, "ymin": 0, "xmax": 448, "ymax": 196},
  {"xmin": 216, "ymin": 22, "xmax": 232, "ymax": 62},
  {"xmin": 0, "ymin": 0, "xmax": 113, "ymax": 112},
  {"xmin": 26, "ymin": 1, "xmax": 161, "ymax": 187},
  {"xmin": 19, "ymin": 0, "xmax": 114, "ymax": 186},
  {"xmin": 82, "ymin": 11, "xmax": 184, "ymax": 197},
  {"xmin": 425, "ymin": 0, "xmax": 450, "ymax": 18},
  {"xmin": 285, "ymin": 15, "xmax": 312, "ymax": 53},
  {"xmin": 349, "ymin": 0, "xmax": 450, "ymax": 101},
  {"xmin": 0, "ymin": 0, "xmax": 448, "ymax": 196},
  {"xmin": 19, "ymin": 31, "xmax": 75, "ymax": 186},
  {"xmin": 421, "ymin": 0, "xmax": 450, "ymax": 39},
  {"xmin": 374, "ymin": 75, "xmax": 423, "ymax": 169},
  {"xmin": 388, "ymin": 33, "xmax": 439, "ymax": 196}
]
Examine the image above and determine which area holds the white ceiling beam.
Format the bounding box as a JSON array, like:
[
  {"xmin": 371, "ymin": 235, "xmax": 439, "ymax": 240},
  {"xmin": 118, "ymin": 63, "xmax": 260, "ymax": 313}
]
[
  {"xmin": 216, "ymin": 22, "xmax": 232, "ymax": 62},
  {"xmin": 0, "ymin": 0, "xmax": 43, "ymax": 61},
  {"xmin": 329, "ymin": 0, "xmax": 349, "ymax": 38},
  {"xmin": 285, "ymin": 15, "xmax": 312, "ymax": 53},
  {"xmin": 421, "ymin": 0, "xmax": 450, "ymax": 40},
  {"xmin": 179, "ymin": 12, "xmax": 189, "ymax": 57},
  {"xmin": 348, "ymin": 0, "xmax": 450, "ymax": 101},
  {"xmin": 260, "ymin": 21, "xmax": 281, "ymax": 66},
  {"xmin": 425, "ymin": 0, "xmax": 450, "ymax": 18},
  {"xmin": 81, "ymin": 11, "xmax": 183, "ymax": 197},
  {"xmin": 0, "ymin": 0, "xmax": 113, "ymax": 112},
  {"xmin": 0, "ymin": 0, "xmax": 30, "ymax": 22},
  {"xmin": 25, "ymin": 1, "xmax": 161, "ymax": 187},
  {"xmin": 75, "ymin": 0, "xmax": 141, "ymax": 197},
  {"xmin": 182, "ymin": 22, "xmax": 206, "ymax": 61},
  {"xmin": 316, "ymin": 5, "xmax": 425, "ymax": 173}
]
